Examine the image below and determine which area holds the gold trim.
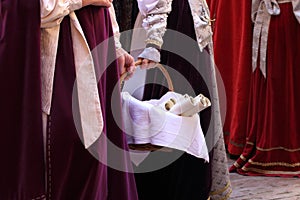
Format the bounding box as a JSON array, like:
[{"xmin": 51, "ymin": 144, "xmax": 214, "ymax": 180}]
[
  {"xmin": 242, "ymin": 166, "xmax": 300, "ymax": 175},
  {"xmin": 234, "ymin": 162, "xmax": 240, "ymax": 168},
  {"xmin": 211, "ymin": 189, "xmax": 232, "ymax": 200},
  {"xmin": 277, "ymin": 0, "xmax": 292, "ymax": 3},
  {"xmin": 210, "ymin": 182, "xmax": 232, "ymax": 200},
  {"xmin": 229, "ymin": 139, "xmax": 245, "ymax": 148},
  {"xmin": 248, "ymin": 159, "xmax": 300, "ymax": 167},
  {"xmin": 210, "ymin": 182, "xmax": 231, "ymax": 195},
  {"xmin": 221, "ymin": 189, "xmax": 233, "ymax": 200},
  {"xmin": 145, "ymin": 39, "xmax": 162, "ymax": 48},
  {"xmin": 246, "ymin": 141, "xmax": 254, "ymax": 146},
  {"xmin": 240, "ymin": 154, "xmax": 246, "ymax": 161},
  {"xmin": 256, "ymin": 146, "xmax": 300, "ymax": 152}
]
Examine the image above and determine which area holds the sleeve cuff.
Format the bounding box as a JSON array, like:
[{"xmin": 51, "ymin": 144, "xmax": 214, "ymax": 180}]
[{"xmin": 138, "ymin": 47, "xmax": 161, "ymax": 63}]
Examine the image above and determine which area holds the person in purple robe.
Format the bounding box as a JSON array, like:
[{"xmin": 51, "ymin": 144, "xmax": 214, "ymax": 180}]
[
  {"xmin": 0, "ymin": 1, "xmax": 46, "ymax": 199},
  {"xmin": 1, "ymin": 0, "xmax": 139, "ymax": 199}
]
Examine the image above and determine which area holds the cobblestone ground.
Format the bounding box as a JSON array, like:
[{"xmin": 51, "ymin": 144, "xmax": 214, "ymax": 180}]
[{"xmin": 227, "ymin": 156, "xmax": 300, "ymax": 200}]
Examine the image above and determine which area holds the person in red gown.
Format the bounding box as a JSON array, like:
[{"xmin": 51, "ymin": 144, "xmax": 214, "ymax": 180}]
[
  {"xmin": 230, "ymin": 0, "xmax": 300, "ymax": 177},
  {"xmin": 206, "ymin": 0, "xmax": 254, "ymax": 157}
]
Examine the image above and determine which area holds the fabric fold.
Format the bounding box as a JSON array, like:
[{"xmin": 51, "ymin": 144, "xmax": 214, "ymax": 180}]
[
  {"xmin": 40, "ymin": 1, "xmax": 104, "ymax": 148},
  {"xmin": 252, "ymin": 0, "xmax": 299, "ymax": 78},
  {"xmin": 122, "ymin": 91, "xmax": 209, "ymax": 162},
  {"xmin": 69, "ymin": 12, "xmax": 104, "ymax": 148}
]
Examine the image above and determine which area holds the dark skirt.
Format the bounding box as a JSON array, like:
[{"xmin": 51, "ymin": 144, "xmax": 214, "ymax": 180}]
[
  {"xmin": 47, "ymin": 6, "xmax": 138, "ymax": 199},
  {"xmin": 0, "ymin": 1, "xmax": 46, "ymax": 199},
  {"xmin": 134, "ymin": 0, "xmax": 212, "ymax": 199}
]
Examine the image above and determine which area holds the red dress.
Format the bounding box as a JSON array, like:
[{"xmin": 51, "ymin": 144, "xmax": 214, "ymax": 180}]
[
  {"xmin": 206, "ymin": 0, "xmax": 253, "ymax": 156},
  {"xmin": 230, "ymin": 2, "xmax": 300, "ymax": 177}
]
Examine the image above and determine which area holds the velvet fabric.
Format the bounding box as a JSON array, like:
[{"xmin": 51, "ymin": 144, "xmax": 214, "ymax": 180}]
[
  {"xmin": 47, "ymin": 6, "xmax": 138, "ymax": 199},
  {"xmin": 230, "ymin": 3, "xmax": 300, "ymax": 177},
  {"xmin": 134, "ymin": 0, "xmax": 212, "ymax": 199},
  {"xmin": 113, "ymin": 0, "xmax": 139, "ymax": 31},
  {"xmin": 0, "ymin": 1, "xmax": 46, "ymax": 199},
  {"xmin": 113, "ymin": 0, "xmax": 139, "ymax": 50},
  {"xmin": 206, "ymin": 0, "xmax": 253, "ymax": 156}
]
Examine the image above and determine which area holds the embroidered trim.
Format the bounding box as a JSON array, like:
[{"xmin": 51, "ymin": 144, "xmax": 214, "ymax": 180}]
[
  {"xmin": 246, "ymin": 141, "xmax": 254, "ymax": 146},
  {"xmin": 210, "ymin": 186, "xmax": 232, "ymax": 200},
  {"xmin": 220, "ymin": 189, "xmax": 233, "ymax": 200},
  {"xmin": 248, "ymin": 159, "xmax": 300, "ymax": 167},
  {"xmin": 145, "ymin": 39, "xmax": 162, "ymax": 48},
  {"xmin": 240, "ymin": 154, "xmax": 246, "ymax": 161},
  {"xmin": 256, "ymin": 146, "xmax": 300, "ymax": 152},
  {"xmin": 210, "ymin": 182, "xmax": 231, "ymax": 195},
  {"xmin": 229, "ymin": 139, "xmax": 245, "ymax": 148},
  {"xmin": 234, "ymin": 162, "xmax": 240, "ymax": 168},
  {"xmin": 146, "ymin": 43, "xmax": 161, "ymax": 51},
  {"xmin": 241, "ymin": 166, "xmax": 300, "ymax": 175}
]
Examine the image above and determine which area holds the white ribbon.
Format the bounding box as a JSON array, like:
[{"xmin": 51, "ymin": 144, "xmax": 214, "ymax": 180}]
[
  {"xmin": 41, "ymin": 11, "xmax": 104, "ymax": 148},
  {"xmin": 69, "ymin": 12, "xmax": 104, "ymax": 148},
  {"xmin": 252, "ymin": 0, "xmax": 292, "ymax": 78}
]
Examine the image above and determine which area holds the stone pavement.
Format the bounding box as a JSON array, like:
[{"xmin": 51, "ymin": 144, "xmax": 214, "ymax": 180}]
[{"xmin": 227, "ymin": 156, "xmax": 300, "ymax": 200}]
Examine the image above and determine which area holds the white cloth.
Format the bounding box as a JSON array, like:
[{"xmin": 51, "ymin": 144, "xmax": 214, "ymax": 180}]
[
  {"xmin": 122, "ymin": 91, "xmax": 209, "ymax": 162},
  {"xmin": 169, "ymin": 94, "xmax": 211, "ymax": 117},
  {"xmin": 40, "ymin": 1, "xmax": 121, "ymax": 148}
]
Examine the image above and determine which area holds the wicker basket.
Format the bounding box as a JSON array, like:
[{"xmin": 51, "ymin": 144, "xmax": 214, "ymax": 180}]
[{"xmin": 120, "ymin": 60, "xmax": 174, "ymax": 152}]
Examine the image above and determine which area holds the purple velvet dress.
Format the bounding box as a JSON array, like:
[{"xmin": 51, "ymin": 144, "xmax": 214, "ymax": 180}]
[
  {"xmin": 0, "ymin": 1, "xmax": 46, "ymax": 199},
  {"xmin": 47, "ymin": 6, "xmax": 139, "ymax": 200},
  {"xmin": 1, "ymin": 1, "xmax": 138, "ymax": 199}
]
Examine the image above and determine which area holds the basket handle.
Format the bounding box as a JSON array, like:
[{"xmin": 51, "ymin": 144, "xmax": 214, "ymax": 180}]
[{"xmin": 120, "ymin": 60, "xmax": 174, "ymax": 92}]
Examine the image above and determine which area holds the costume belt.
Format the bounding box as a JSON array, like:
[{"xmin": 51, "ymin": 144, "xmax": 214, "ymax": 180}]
[
  {"xmin": 252, "ymin": 0, "xmax": 292, "ymax": 77},
  {"xmin": 41, "ymin": 12, "xmax": 104, "ymax": 149}
]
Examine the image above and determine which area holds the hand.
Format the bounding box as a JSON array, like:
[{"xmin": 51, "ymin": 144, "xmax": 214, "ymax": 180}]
[
  {"xmin": 138, "ymin": 58, "xmax": 157, "ymax": 70},
  {"xmin": 82, "ymin": 0, "xmax": 113, "ymax": 7},
  {"xmin": 116, "ymin": 48, "xmax": 136, "ymax": 81}
]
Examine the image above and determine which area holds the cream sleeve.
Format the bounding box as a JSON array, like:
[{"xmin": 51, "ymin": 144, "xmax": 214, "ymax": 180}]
[
  {"xmin": 40, "ymin": 0, "xmax": 82, "ymax": 28},
  {"xmin": 292, "ymin": 0, "xmax": 300, "ymax": 24},
  {"xmin": 137, "ymin": 0, "xmax": 173, "ymax": 62}
]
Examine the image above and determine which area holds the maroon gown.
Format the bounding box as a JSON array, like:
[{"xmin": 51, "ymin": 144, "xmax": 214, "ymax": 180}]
[
  {"xmin": 230, "ymin": 2, "xmax": 300, "ymax": 177},
  {"xmin": 0, "ymin": 0, "xmax": 46, "ymax": 199},
  {"xmin": 46, "ymin": 6, "xmax": 139, "ymax": 199},
  {"xmin": 206, "ymin": 0, "xmax": 253, "ymax": 156}
]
